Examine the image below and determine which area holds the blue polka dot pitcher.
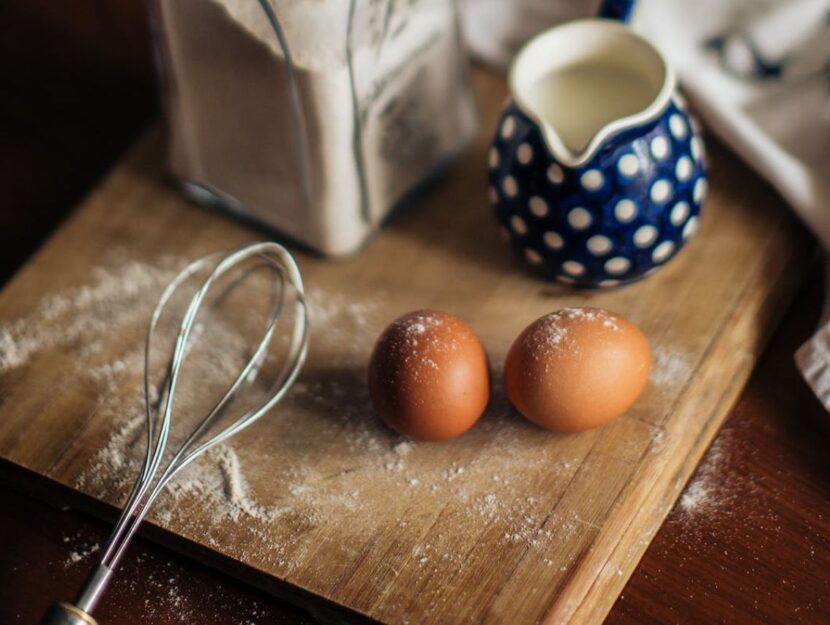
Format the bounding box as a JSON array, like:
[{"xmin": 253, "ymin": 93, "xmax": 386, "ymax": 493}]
[{"xmin": 489, "ymin": 10, "xmax": 707, "ymax": 288}]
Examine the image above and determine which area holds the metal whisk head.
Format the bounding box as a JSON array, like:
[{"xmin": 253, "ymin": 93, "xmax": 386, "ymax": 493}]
[{"xmin": 42, "ymin": 242, "xmax": 309, "ymax": 625}]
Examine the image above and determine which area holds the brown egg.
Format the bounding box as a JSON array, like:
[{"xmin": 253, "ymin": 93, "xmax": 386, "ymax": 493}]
[
  {"xmin": 368, "ymin": 310, "xmax": 490, "ymax": 441},
  {"xmin": 504, "ymin": 307, "xmax": 651, "ymax": 432}
]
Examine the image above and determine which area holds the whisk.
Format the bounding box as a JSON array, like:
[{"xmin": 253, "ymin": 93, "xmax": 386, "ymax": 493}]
[{"xmin": 41, "ymin": 241, "xmax": 309, "ymax": 625}]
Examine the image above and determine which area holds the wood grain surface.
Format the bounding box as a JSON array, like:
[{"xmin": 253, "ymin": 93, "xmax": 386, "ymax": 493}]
[
  {"xmin": 609, "ymin": 268, "xmax": 830, "ymax": 624},
  {"xmin": 0, "ymin": 55, "xmax": 815, "ymax": 625},
  {"xmin": 5, "ymin": 276, "xmax": 829, "ymax": 625}
]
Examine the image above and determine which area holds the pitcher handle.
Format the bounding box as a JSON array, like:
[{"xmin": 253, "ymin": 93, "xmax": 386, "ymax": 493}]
[{"xmin": 598, "ymin": 0, "xmax": 636, "ymax": 22}]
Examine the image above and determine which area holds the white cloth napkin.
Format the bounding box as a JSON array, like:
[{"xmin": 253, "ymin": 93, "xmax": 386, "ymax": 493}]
[{"xmin": 630, "ymin": 0, "xmax": 830, "ymax": 409}]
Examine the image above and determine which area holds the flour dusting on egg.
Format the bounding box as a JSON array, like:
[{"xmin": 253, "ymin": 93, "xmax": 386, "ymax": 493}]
[
  {"xmin": 525, "ymin": 307, "xmax": 622, "ymax": 360},
  {"xmin": 368, "ymin": 310, "xmax": 490, "ymax": 441},
  {"xmin": 504, "ymin": 307, "xmax": 651, "ymax": 432},
  {"xmin": 387, "ymin": 311, "xmax": 461, "ymax": 373}
]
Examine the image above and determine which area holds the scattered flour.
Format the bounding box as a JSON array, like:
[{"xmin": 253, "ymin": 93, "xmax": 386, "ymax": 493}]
[
  {"xmin": 393, "ymin": 441, "xmax": 414, "ymax": 457},
  {"xmin": 0, "ymin": 251, "xmax": 696, "ymax": 588},
  {"xmin": 677, "ymin": 434, "xmax": 732, "ymax": 517},
  {"xmin": 674, "ymin": 426, "xmax": 763, "ymax": 530},
  {"xmin": 679, "ymin": 479, "xmax": 711, "ymax": 513},
  {"xmin": 651, "ymin": 344, "xmax": 692, "ymax": 389},
  {"xmin": 163, "ymin": 445, "xmax": 289, "ymax": 525},
  {"xmin": 60, "ymin": 539, "xmax": 284, "ymax": 624},
  {"xmin": 65, "ymin": 542, "xmax": 101, "ymax": 566},
  {"xmin": 0, "ymin": 258, "xmax": 181, "ymax": 372}
]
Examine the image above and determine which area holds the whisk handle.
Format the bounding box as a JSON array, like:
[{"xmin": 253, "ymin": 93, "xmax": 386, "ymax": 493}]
[
  {"xmin": 39, "ymin": 602, "xmax": 98, "ymax": 625},
  {"xmin": 40, "ymin": 563, "xmax": 111, "ymax": 625}
]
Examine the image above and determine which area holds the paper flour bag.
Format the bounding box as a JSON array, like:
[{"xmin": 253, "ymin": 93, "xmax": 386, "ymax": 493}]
[{"xmin": 151, "ymin": 0, "xmax": 477, "ymax": 255}]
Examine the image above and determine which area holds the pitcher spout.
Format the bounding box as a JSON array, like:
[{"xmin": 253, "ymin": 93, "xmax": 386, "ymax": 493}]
[{"xmin": 510, "ymin": 19, "xmax": 675, "ymax": 167}]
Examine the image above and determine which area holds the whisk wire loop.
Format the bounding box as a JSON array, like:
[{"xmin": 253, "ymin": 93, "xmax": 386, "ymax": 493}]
[{"xmin": 69, "ymin": 242, "xmax": 308, "ymax": 616}]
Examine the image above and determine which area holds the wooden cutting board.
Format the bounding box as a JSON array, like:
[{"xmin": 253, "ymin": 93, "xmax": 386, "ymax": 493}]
[{"xmin": 0, "ymin": 68, "xmax": 813, "ymax": 625}]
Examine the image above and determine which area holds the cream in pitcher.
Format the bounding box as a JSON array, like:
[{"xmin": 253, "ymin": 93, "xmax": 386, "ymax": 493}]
[{"xmin": 525, "ymin": 61, "xmax": 657, "ymax": 156}]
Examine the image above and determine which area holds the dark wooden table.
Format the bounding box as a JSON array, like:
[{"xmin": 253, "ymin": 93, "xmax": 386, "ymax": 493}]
[{"xmin": 1, "ymin": 4, "xmax": 828, "ymax": 624}]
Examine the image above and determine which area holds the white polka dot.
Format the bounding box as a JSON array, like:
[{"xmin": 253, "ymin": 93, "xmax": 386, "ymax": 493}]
[
  {"xmin": 488, "ymin": 147, "xmax": 499, "ymax": 169},
  {"xmin": 694, "ymin": 178, "xmax": 708, "ymax": 204},
  {"xmin": 489, "ymin": 187, "xmax": 498, "ymax": 204},
  {"xmin": 500, "ymin": 116, "xmax": 515, "ymax": 139},
  {"xmin": 524, "ymin": 248, "xmax": 542, "ymax": 265},
  {"xmin": 617, "ymin": 154, "xmax": 640, "ymax": 177},
  {"xmin": 562, "ymin": 260, "xmax": 586, "ymax": 276},
  {"xmin": 676, "ymin": 156, "xmax": 693, "ymax": 181},
  {"xmin": 555, "ymin": 274, "xmax": 576, "ymax": 285},
  {"xmin": 691, "ymin": 136, "xmax": 705, "ymax": 162},
  {"xmin": 683, "ymin": 216, "xmax": 699, "ymax": 239},
  {"xmin": 543, "ymin": 231, "xmax": 564, "ymax": 250},
  {"xmin": 650, "ymin": 179, "xmax": 672, "ymax": 204},
  {"xmin": 517, "ymin": 143, "xmax": 533, "ymax": 164},
  {"xmin": 652, "ymin": 240, "xmax": 676, "ymax": 263},
  {"xmin": 614, "ymin": 199, "xmax": 637, "ymax": 223},
  {"xmin": 502, "ymin": 175, "xmax": 518, "ymax": 198},
  {"xmin": 651, "ymin": 136, "xmax": 670, "ymax": 160},
  {"xmin": 527, "ymin": 196, "xmax": 548, "ymax": 217},
  {"xmin": 651, "ymin": 241, "xmax": 674, "ymax": 263},
  {"xmin": 586, "ymin": 235, "xmax": 612, "ymax": 256},
  {"xmin": 670, "ymin": 114, "xmax": 688, "ymax": 139},
  {"xmin": 670, "ymin": 201, "xmax": 690, "ymax": 226},
  {"xmin": 510, "ymin": 215, "xmax": 527, "ymax": 235},
  {"xmin": 581, "ymin": 169, "xmax": 604, "ymax": 191},
  {"xmin": 547, "ymin": 163, "xmax": 565, "ymax": 184},
  {"xmin": 567, "ymin": 207, "xmax": 592, "ymax": 230},
  {"xmin": 598, "ymin": 279, "xmax": 620, "ymax": 288},
  {"xmin": 634, "ymin": 225, "xmax": 658, "ymax": 248},
  {"xmin": 605, "ymin": 257, "xmax": 631, "ymax": 275}
]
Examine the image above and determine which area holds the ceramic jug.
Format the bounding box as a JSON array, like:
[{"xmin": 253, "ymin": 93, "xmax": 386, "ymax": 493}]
[{"xmin": 488, "ymin": 14, "xmax": 707, "ymax": 288}]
